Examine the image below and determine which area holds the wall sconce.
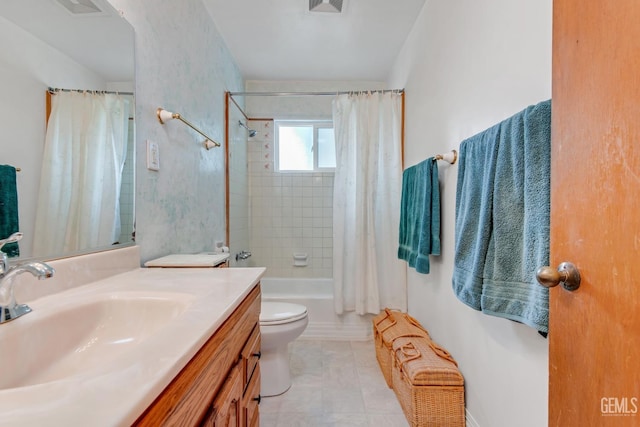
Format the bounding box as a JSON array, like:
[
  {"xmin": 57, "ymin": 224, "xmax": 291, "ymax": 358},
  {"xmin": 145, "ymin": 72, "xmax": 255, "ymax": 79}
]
[{"xmin": 156, "ymin": 107, "xmax": 220, "ymax": 150}]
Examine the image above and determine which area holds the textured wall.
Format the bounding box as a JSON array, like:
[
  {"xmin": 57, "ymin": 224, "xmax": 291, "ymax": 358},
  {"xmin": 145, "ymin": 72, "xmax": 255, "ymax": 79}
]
[
  {"xmin": 108, "ymin": 0, "xmax": 244, "ymax": 263},
  {"xmin": 388, "ymin": 0, "xmax": 552, "ymax": 426}
]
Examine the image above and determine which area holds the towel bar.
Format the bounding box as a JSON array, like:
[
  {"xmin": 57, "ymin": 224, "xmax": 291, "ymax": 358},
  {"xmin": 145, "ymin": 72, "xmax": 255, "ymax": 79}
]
[
  {"xmin": 156, "ymin": 107, "xmax": 221, "ymax": 149},
  {"xmin": 433, "ymin": 150, "xmax": 457, "ymax": 165}
]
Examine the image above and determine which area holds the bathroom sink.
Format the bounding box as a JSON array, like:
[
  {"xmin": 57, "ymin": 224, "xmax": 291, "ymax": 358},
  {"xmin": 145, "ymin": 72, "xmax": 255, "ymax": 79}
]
[{"xmin": 0, "ymin": 291, "xmax": 194, "ymax": 390}]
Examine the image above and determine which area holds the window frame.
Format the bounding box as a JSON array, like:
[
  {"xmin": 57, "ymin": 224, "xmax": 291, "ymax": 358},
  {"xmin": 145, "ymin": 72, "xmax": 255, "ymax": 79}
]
[{"xmin": 275, "ymin": 120, "xmax": 335, "ymax": 172}]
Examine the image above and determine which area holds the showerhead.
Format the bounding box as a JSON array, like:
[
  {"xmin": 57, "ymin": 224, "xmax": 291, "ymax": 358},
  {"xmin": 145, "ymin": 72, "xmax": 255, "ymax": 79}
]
[{"xmin": 238, "ymin": 120, "xmax": 257, "ymax": 138}]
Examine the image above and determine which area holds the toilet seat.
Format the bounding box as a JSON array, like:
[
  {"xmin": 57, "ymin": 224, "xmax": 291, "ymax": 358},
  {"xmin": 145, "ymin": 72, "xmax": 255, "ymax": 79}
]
[{"xmin": 261, "ymin": 302, "xmax": 308, "ymax": 325}]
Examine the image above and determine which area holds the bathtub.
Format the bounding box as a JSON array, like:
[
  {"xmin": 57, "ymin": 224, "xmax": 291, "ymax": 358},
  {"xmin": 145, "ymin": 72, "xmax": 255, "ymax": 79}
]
[{"xmin": 259, "ymin": 277, "xmax": 374, "ymax": 341}]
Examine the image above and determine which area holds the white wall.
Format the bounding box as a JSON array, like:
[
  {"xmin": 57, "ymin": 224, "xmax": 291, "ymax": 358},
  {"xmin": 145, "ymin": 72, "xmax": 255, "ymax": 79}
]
[
  {"xmin": 107, "ymin": 0, "xmax": 244, "ymax": 264},
  {"xmin": 388, "ymin": 1, "xmax": 552, "ymax": 426},
  {"xmin": 244, "ymin": 80, "xmax": 385, "ymax": 120}
]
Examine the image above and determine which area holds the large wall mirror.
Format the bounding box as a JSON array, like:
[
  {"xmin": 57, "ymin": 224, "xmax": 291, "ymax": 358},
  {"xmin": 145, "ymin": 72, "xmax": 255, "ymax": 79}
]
[{"xmin": 0, "ymin": 0, "xmax": 135, "ymax": 261}]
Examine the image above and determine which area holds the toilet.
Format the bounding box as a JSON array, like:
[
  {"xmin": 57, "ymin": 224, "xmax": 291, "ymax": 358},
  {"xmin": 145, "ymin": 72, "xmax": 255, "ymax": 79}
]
[{"xmin": 259, "ymin": 301, "xmax": 309, "ymax": 397}]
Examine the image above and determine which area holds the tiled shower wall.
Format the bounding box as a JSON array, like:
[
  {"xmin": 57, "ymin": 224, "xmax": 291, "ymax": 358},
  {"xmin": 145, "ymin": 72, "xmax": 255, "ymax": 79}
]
[{"xmin": 248, "ymin": 120, "xmax": 334, "ymax": 278}]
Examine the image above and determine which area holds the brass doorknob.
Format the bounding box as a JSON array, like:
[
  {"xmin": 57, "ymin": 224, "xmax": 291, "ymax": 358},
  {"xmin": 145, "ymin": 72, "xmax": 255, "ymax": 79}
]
[{"xmin": 536, "ymin": 262, "xmax": 581, "ymax": 291}]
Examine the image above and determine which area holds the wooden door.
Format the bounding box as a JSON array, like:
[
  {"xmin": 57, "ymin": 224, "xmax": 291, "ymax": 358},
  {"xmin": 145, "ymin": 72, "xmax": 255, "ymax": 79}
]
[{"xmin": 550, "ymin": 0, "xmax": 640, "ymax": 425}]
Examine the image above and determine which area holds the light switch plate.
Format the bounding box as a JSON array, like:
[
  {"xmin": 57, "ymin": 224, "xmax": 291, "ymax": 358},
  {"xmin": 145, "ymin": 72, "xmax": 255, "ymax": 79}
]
[{"xmin": 146, "ymin": 140, "xmax": 160, "ymax": 171}]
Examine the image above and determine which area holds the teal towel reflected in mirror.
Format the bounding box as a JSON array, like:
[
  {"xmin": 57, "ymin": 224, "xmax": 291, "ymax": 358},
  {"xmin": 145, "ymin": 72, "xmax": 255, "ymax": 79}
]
[{"xmin": 0, "ymin": 165, "xmax": 20, "ymax": 257}]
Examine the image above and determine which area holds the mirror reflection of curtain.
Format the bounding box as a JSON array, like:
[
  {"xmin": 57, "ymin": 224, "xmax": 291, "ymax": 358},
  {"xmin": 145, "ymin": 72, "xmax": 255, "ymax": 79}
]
[
  {"xmin": 331, "ymin": 92, "xmax": 407, "ymax": 315},
  {"xmin": 33, "ymin": 91, "xmax": 129, "ymax": 256}
]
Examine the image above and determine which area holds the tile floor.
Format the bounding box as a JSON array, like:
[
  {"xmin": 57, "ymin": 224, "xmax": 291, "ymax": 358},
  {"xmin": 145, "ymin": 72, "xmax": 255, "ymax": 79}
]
[{"xmin": 259, "ymin": 339, "xmax": 408, "ymax": 427}]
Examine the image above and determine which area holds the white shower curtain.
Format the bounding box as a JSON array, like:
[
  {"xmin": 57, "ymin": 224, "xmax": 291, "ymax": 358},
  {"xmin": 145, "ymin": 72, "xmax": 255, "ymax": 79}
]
[
  {"xmin": 332, "ymin": 92, "xmax": 407, "ymax": 315},
  {"xmin": 33, "ymin": 91, "xmax": 129, "ymax": 256}
]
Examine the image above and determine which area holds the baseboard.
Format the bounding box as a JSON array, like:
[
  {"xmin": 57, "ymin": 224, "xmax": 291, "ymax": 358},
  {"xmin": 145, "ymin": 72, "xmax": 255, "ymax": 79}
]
[
  {"xmin": 466, "ymin": 409, "xmax": 480, "ymax": 427},
  {"xmin": 299, "ymin": 321, "xmax": 373, "ymax": 341}
]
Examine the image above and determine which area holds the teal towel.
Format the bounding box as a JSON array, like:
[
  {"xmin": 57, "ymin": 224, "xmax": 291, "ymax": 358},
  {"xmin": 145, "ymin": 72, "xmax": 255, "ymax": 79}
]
[
  {"xmin": 0, "ymin": 165, "xmax": 20, "ymax": 257},
  {"xmin": 398, "ymin": 158, "xmax": 440, "ymax": 274},
  {"xmin": 453, "ymin": 100, "xmax": 551, "ymax": 333},
  {"xmin": 452, "ymin": 123, "xmax": 501, "ymax": 310}
]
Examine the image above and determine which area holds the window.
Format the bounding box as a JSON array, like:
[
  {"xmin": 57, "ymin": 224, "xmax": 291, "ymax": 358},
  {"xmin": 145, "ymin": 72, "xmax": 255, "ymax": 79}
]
[{"xmin": 275, "ymin": 121, "xmax": 336, "ymax": 171}]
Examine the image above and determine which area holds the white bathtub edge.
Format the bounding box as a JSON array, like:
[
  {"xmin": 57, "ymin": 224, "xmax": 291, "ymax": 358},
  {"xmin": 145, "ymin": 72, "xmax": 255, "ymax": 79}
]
[
  {"xmin": 299, "ymin": 321, "xmax": 373, "ymax": 342},
  {"xmin": 261, "ymin": 277, "xmax": 373, "ymax": 341}
]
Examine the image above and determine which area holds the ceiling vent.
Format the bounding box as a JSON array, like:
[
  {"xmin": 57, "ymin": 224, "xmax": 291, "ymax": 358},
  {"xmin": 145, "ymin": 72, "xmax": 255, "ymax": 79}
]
[
  {"xmin": 309, "ymin": 0, "xmax": 343, "ymax": 13},
  {"xmin": 55, "ymin": 0, "xmax": 104, "ymax": 15}
]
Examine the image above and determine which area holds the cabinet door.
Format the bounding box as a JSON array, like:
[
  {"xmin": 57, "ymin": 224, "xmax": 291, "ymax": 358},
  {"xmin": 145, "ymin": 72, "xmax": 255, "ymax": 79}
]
[
  {"xmin": 243, "ymin": 365, "xmax": 261, "ymax": 427},
  {"xmin": 240, "ymin": 324, "xmax": 261, "ymax": 390},
  {"xmin": 134, "ymin": 286, "xmax": 261, "ymax": 427},
  {"xmin": 204, "ymin": 365, "xmax": 242, "ymax": 427}
]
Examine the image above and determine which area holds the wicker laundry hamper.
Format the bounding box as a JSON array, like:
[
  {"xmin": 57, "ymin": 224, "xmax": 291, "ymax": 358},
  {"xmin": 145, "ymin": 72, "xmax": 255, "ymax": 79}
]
[
  {"xmin": 372, "ymin": 308, "xmax": 430, "ymax": 388},
  {"xmin": 392, "ymin": 336, "xmax": 465, "ymax": 427}
]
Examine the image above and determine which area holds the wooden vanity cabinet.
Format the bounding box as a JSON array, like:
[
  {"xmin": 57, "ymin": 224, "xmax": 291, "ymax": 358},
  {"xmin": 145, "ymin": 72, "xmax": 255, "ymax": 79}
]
[
  {"xmin": 240, "ymin": 325, "xmax": 261, "ymax": 427},
  {"xmin": 133, "ymin": 284, "xmax": 261, "ymax": 427},
  {"xmin": 204, "ymin": 323, "xmax": 261, "ymax": 426},
  {"xmin": 203, "ymin": 364, "xmax": 242, "ymax": 426},
  {"xmin": 214, "ymin": 260, "xmax": 229, "ymax": 268},
  {"xmin": 243, "ymin": 365, "xmax": 261, "ymax": 427}
]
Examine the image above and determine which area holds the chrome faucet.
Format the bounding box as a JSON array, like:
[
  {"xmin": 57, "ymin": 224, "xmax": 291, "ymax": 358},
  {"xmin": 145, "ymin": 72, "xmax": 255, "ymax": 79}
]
[
  {"xmin": 235, "ymin": 250, "xmax": 252, "ymax": 262},
  {"xmin": 0, "ymin": 232, "xmax": 54, "ymax": 324}
]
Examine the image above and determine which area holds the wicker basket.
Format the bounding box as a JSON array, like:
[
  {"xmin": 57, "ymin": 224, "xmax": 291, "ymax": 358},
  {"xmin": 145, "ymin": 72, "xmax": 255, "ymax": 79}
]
[
  {"xmin": 372, "ymin": 308, "xmax": 430, "ymax": 388},
  {"xmin": 392, "ymin": 336, "xmax": 465, "ymax": 427}
]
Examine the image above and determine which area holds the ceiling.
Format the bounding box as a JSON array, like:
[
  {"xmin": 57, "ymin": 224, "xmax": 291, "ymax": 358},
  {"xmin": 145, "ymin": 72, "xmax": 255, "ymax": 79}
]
[
  {"xmin": 202, "ymin": 0, "xmax": 426, "ymax": 82},
  {"xmin": 1, "ymin": 0, "xmax": 134, "ymax": 82},
  {"xmin": 2, "ymin": 0, "xmax": 424, "ymax": 84}
]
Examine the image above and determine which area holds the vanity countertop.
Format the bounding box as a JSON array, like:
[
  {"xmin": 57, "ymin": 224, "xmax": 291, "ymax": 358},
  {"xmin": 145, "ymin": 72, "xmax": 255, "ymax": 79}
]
[
  {"xmin": 143, "ymin": 252, "xmax": 230, "ymax": 268},
  {"xmin": 0, "ymin": 266, "xmax": 265, "ymax": 427}
]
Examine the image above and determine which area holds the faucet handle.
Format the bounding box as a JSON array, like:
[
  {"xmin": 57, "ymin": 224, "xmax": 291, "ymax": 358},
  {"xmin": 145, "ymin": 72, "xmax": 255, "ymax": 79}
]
[
  {"xmin": 0, "ymin": 232, "xmax": 23, "ymax": 250},
  {"xmin": 235, "ymin": 250, "xmax": 252, "ymax": 262},
  {"xmin": 0, "ymin": 232, "xmax": 23, "ymax": 275}
]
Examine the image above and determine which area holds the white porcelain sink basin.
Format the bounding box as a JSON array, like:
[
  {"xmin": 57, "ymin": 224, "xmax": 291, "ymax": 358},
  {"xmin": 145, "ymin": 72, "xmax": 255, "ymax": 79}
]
[
  {"xmin": 0, "ymin": 291, "xmax": 194, "ymax": 390},
  {"xmin": 0, "ymin": 266, "xmax": 265, "ymax": 427}
]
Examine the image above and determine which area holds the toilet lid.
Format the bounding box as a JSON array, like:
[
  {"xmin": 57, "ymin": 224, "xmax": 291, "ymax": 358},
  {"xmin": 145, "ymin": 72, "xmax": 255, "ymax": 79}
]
[{"xmin": 260, "ymin": 302, "xmax": 308, "ymax": 325}]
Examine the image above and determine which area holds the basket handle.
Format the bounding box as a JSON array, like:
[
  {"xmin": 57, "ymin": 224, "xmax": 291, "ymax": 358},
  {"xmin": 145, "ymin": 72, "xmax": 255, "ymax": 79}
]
[
  {"xmin": 427, "ymin": 341, "xmax": 458, "ymax": 367},
  {"xmin": 387, "ymin": 331, "xmax": 429, "ymax": 344},
  {"xmin": 396, "ymin": 342, "xmax": 422, "ymax": 373},
  {"xmin": 399, "ymin": 342, "xmax": 421, "ymax": 358},
  {"xmin": 374, "ymin": 308, "xmax": 396, "ymax": 326},
  {"xmin": 396, "ymin": 343, "xmax": 422, "ymax": 379},
  {"xmin": 377, "ymin": 319, "xmax": 397, "ymax": 333},
  {"xmin": 399, "ymin": 314, "xmax": 456, "ymax": 366},
  {"xmin": 375, "ymin": 308, "xmax": 398, "ymax": 333}
]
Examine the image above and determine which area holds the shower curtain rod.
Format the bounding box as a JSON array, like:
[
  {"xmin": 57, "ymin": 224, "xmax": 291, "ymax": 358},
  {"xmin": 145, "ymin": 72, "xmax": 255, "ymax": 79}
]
[
  {"xmin": 48, "ymin": 87, "xmax": 134, "ymax": 96},
  {"xmin": 228, "ymin": 89, "xmax": 404, "ymax": 97}
]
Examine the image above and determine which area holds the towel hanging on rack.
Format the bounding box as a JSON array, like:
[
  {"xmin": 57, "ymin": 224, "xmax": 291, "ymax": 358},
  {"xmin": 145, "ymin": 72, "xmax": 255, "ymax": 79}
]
[
  {"xmin": 452, "ymin": 99, "xmax": 551, "ymax": 333},
  {"xmin": 398, "ymin": 158, "xmax": 441, "ymax": 274}
]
